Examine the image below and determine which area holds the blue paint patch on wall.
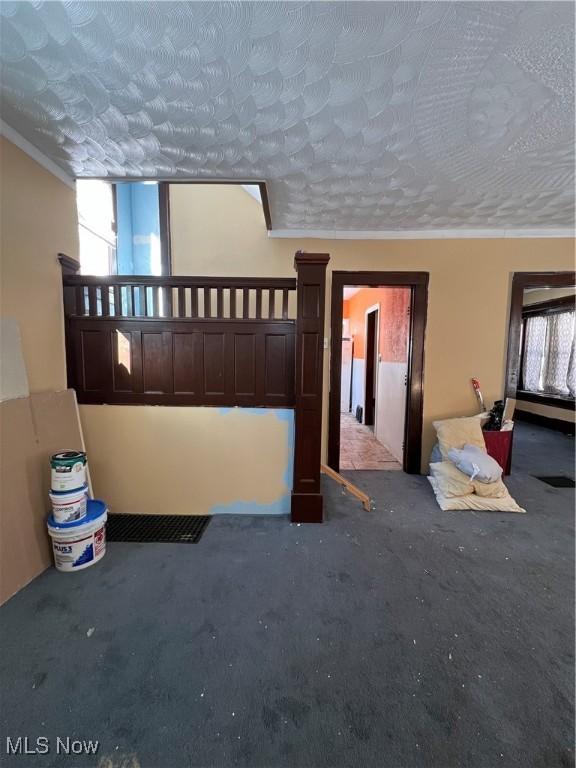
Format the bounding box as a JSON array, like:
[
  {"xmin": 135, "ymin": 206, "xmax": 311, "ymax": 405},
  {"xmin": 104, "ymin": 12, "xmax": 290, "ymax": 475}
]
[
  {"xmin": 277, "ymin": 409, "xmax": 295, "ymax": 494},
  {"xmin": 211, "ymin": 497, "xmax": 290, "ymax": 516},
  {"xmin": 210, "ymin": 408, "xmax": 294, "ymax": 516}
]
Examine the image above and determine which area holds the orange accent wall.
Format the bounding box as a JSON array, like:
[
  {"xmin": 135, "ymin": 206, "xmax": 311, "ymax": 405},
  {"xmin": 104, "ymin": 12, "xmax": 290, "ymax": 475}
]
[
  {"xmin": 347, "ymin": 287, "xmax": 410, "ymax": 362},
  {"xmin": 342, "ymin": 299, "xmax": 350, "ymax": 319}
]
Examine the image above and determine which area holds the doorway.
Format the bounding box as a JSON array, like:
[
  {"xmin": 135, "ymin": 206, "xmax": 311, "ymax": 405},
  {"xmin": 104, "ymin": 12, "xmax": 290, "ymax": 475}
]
[
  {"xmin": 329, "ymin": 271, "xmax": 428, "ymax": 474},
  {"xmin": 364, "ymin": 307, "xmax": 378, "ymax": 428}
]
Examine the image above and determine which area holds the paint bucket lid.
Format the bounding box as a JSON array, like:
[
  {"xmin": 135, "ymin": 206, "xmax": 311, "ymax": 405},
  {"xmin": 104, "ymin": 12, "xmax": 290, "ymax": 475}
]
[
  {"xmin": 48, "ymin": 499, "xmax": 107, "ymax": 530},
  {"xmin": 49, "ymin": 484, "xmax": 88, "ymax": 499},
  {"xmin": 51, "ymin": 450, "xmax": 87, "ymax": 467}
]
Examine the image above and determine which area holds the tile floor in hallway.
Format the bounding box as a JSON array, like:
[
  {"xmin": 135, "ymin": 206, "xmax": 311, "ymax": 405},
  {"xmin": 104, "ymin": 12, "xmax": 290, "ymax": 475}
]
[{"xmin": 339, "ymin": 412, "xmax": 402, "ymax": 470}]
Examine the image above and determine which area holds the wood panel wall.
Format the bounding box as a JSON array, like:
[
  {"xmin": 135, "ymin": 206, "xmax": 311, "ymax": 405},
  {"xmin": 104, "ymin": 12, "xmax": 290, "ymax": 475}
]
[
  {"xmin": 68, "ymin": 320, "xmax": 295, "ymax": 407},
  {"xmin": 62, "ymin": 271, "xmax": 297, "ymax": 409},
  {"xmin": 61, "ymin": 255, "xmax": 330, "ymax": 523}
]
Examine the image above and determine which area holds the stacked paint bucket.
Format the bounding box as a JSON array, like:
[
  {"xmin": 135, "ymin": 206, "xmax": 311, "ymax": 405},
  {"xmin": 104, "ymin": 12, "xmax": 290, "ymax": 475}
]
[{"xmin": 46, "ymin": 451, "xmax": 108, "ymax": 573}]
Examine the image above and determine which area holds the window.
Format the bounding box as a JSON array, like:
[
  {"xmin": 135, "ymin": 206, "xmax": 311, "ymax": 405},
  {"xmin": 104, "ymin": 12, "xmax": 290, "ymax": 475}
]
[
  {"xmin": 115, "ymin": 182, "xmax": 163, "ymax": 275},
  {"xmin": 76, "ymin": 181, "xmax": 116, "ymax": 275},
  {"xmin": 521, "ymin": 306, "xmax": 575, "ymax": 398},
  {"xmin": 77, "ymin": 181, "xmax": 170, "ymax": 276}
]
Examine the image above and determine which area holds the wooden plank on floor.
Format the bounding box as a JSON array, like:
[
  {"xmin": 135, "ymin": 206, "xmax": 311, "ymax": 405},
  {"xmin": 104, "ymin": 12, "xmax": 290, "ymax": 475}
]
[{"xmin": 321, "ymin": 464, "xmax": 372, "ymax": 511}]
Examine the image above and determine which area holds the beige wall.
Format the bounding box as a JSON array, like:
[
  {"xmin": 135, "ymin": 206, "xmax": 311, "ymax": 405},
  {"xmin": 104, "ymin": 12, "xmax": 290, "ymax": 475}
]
[
  {"xmin": 170, "ymin": 184, "xmax": 575, "ymax": 468},
  {"xmin": 0, "ymin": 138, "xmax": 80, "ymax": 601},
  {"xmin": 80, "ymin": 405, "xmax": 294, "ymax": 516},
  {"xmin": 0, "ymin": 137, "xmax": 79, "ymax": 391}
]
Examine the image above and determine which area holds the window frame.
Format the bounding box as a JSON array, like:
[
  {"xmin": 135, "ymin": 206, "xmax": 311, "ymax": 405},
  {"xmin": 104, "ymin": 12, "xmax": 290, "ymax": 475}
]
[
  {"xmin": 506, "ymin": 272, "xmax": 576, "ymax": 408},
  {"xmin": 517, "ymin": 294, "xmax": 575, "ymax": 409},
  {"xmin": 101, "ymin": 179, "xmax": 272, "ymax": 276}
]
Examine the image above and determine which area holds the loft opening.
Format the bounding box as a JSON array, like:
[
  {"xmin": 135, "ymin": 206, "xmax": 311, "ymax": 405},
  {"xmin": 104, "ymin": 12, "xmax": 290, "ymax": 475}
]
[{"xmin": 76, "ymin": 180, "xmax": 271, "ymax": 276}]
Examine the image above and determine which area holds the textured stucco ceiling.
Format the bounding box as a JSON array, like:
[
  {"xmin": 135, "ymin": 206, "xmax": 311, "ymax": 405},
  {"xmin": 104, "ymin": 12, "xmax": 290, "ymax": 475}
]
[{"xmin": 1, "ymin": 1, "xmax": 574, "ymax": 233}]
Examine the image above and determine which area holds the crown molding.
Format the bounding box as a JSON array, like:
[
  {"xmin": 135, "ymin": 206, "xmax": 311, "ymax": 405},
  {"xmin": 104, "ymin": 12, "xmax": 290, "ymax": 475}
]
[
  {"xmin": 269, "ymin": 228, "xmax": 574, "ymax": 241},
  {"xmin": 0, "ymin": 120, "xmax": 75, "ymax": 189},
  {"xmin": 0, "ymin": 121, "xmax": 572, "ymax": 242}
]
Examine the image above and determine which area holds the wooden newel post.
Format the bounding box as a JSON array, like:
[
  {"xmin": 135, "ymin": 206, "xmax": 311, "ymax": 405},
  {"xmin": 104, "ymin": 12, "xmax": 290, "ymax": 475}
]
[
  {"xmin": 58, "ymin": 253, "xmax": 80, "ymax": 389},
  {"xmin": 59, "ymin": 252, "xmax": 80, "ymax": 302},
  {"xmin": 292, "ymin": 251, "xmax": 330, "ymax": 523}
]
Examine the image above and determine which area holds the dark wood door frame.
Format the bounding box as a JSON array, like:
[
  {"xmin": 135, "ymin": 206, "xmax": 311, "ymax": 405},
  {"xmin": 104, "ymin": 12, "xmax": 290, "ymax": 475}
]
[
  {"xmin": 364, "ymin": 307, "xmax": 378, "ymax": 427},
  {"xmin": 505, "ymin": 271, "xmax": 576, "ymax": 398},
  {"xmin": 329, "ymin": 271, "xmax": 429, "ymax": 474}
]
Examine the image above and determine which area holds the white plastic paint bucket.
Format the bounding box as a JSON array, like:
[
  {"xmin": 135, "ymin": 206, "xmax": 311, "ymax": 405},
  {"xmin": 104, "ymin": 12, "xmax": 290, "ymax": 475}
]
[
  {"xmin": 47, "ymin": 500, "xmax": 107, "ymax": 573},
  {"xmin": 49, "ymin": 486, "xmax": 88, "ymax": 524},
  {"xmin": 50, "ymin": 450, "xmax": 87, "ymax": 493}
]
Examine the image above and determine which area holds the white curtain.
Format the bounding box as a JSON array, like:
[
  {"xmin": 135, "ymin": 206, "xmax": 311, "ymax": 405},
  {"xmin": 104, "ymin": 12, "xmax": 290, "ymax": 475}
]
[
  {"xmin": 522, "ymin": 310, "xmax": 575, "ymax": 396},
  {"xmin": 522, "ymin": 315, "xmax": 547, "ymax": 392},
  {"xmin": 568, "ymin": 336, "xmax": 576, "ymax": 397}
]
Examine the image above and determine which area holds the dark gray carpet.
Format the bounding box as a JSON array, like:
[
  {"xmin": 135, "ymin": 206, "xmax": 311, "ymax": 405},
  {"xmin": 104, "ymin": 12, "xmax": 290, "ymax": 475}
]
[{"xmin": 0, "ymin": 423, "xmax": 573, "ymax": 768}]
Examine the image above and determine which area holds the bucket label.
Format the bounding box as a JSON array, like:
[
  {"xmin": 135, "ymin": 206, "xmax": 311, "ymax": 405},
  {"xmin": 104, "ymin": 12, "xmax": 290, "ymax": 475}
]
[
  {"xmin": 73, "ymin": 543, "xmax": 94, "ymax": 567},
  {"xmin": 51, "ymin": 463, "xmax": 87, "ymax": 492},
  {"xmin": 50, "ymin": 493, "xmax": 87, "ymax": 524},
  {"xmin": 51, "ymin": 525, "xmax": 105, "ymax": 571},
  {"xmin": 94, "ymin": 527, "xmax": 105, "ymax": 557},
  {"xmin": 52, "ymin": 462, "xmax": 84, "ymax": 476}
]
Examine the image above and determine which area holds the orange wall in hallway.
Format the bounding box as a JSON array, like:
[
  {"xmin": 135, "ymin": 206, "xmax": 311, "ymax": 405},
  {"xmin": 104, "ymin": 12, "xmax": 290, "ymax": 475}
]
[{"xmin": 347, "ymin": 287, "xmax": 410, "ymax": 362}]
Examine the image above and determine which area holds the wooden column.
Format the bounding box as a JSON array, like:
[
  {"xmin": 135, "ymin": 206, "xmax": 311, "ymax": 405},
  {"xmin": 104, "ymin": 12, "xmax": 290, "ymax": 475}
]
[{"xmin": 292, "ymin": 251, "xmax": 330, "ymax": 523}]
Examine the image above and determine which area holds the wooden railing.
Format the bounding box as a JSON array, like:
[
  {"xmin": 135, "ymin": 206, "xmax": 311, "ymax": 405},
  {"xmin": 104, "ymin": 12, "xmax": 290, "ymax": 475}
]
[
  {"xmin": 62, "ymin": 274, "xmax": 297, "ymax": 409},
  {"xmin": 62, "ymin": 275, "xmax": 297, "ymax": 321},
  {"xmin": 60, "ymin": 254, "xmax": 329, "ymax": 523}
]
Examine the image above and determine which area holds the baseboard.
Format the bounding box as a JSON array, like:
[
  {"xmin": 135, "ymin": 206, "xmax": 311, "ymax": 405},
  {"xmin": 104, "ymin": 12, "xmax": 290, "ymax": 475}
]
[
  {"xmin": 291, "ymin": 492, "xmax": 323, "ymax": 523},
  {"xmin": 515, "ymin": 409, "xmax": 575, "ymax": 435}
]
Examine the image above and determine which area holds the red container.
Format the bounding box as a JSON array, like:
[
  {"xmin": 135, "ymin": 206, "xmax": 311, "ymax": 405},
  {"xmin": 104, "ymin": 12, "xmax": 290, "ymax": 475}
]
[{"xmin": 483, "ymin": 429, "xmax": 513, "ymax": 475}]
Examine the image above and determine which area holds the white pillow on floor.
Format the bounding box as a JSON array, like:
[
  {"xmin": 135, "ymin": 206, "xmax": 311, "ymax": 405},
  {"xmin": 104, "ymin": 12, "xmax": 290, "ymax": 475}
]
[{"xmin": 428, "ymin": 476, "xmax": 525, "ymax": 514}]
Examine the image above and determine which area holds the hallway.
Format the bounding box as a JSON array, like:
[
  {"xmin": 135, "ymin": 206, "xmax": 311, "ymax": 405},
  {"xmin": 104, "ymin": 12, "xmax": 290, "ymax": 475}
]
[{"xmin": 339, "ymin": 413, "xmax": 402, "ymax": 470}]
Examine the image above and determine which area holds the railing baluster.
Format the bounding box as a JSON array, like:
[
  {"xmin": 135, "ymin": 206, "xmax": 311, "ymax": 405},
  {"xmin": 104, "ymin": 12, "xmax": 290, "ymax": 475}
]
[
  {"xmin": 282, "ymin": 288, "xmax": 289, "ymax": 319},
  {"xmin": 217, "ymin": 287, "xmax": 224, "ymax": 318},
  {"xmin": 204, "ymin": 286, "xmax": 211, "ymax": 318},
  {"xmin": 230, "ymin": 288, "xmax": 236, "ymax": 319},
  {"xmin": 243, "ymin": 288, "xmax": 250, "ymax": 319},
  {"xmin": 268, "ymin": 289, "xmax": 275, "ymax": 319},
  {"xmin": 255, "ymin": 288, "xmax": 262, "ymax": 319},
  {"xmin": 178, "ymin": 287, "xmax": 185, "ymax": 318},
  {"xmin": 113, "ymin": 286, "xmax": 121, "ymax": 316},
  {"xmin": 191, "ymin": 287, "xmax": 198, "ymax": 318},
  {"xmin": 101, "ymin": 285, "xmax": 110, "ymax": 316},
  {"xmin": 165, "ymin": 285, "xmax": 173, "ymax": 318},
  {"xmin": 88, "ymin": 286, "xmax": 97, "ymax": 316},
  {"xmin": 75, "ymin": 286, "xmax": 84, "ymax": 316}
]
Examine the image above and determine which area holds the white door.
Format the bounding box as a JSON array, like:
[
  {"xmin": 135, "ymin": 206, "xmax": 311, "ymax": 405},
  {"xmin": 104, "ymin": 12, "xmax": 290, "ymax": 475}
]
[{"xmin": 341, "ymin": 339, "xmax": 353, "ymax": 412}]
